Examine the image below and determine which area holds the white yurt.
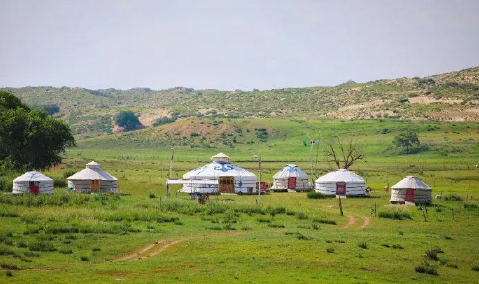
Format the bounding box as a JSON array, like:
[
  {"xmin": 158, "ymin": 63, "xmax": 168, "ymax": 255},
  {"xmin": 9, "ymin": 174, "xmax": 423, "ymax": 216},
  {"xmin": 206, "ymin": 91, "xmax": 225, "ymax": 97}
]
[
  {"xmin": 12, "ymin": 172, "xmax": 54, "ymax": 195},
  {"xmin": 271, "ymin": 164, "xmax": 311, "ymax": 192},
  {"xmin": 315, "ymin": 169, "xmax": 366, "ymax": 196},
  {"xmin": 67, "ymin": 161, "xmax": 118, "ymax": 193},
  {"xmin": 181, "ymin": 153, "xmax": 257, "ymax": 194},
  {"xmin": 391, "ymin": 176, "xmax": 432, "ymax": 204}
]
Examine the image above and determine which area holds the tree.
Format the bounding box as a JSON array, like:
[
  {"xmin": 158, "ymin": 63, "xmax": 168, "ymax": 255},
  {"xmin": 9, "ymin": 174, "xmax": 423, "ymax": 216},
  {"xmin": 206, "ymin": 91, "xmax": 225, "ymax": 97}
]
[
  {"xmin": 0, "ymin": 91, "xmax": 75, "ymax": 170},
  {"xmin": 324, "ymin": 137, "xmax": 364, "ymax": 169},
  {"xmin": 115, "ymin": 110, "xmax": 143, "ymax": 131},
  {"xmin": 393, "ymin": 129, "xmax": 420, "ymax": 154}
]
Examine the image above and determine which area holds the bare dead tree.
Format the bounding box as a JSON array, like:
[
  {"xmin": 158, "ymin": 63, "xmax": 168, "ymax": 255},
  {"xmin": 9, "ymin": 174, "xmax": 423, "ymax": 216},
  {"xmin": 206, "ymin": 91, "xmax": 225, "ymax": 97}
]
[{"xmin": 325, "ymin": 137, "xmax": 364, "ymax": 169}]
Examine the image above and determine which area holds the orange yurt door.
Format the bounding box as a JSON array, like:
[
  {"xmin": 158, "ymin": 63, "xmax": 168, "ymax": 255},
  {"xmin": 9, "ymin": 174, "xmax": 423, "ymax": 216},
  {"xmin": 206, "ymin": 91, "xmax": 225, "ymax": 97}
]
[
  {"xmin": 336, "ymin": 182, "xmax": 346, "ymax": 195},
  {"xmin": 405, "ymin": 188, "xmax": 415, "ymax": 202},
  {"xmin": 219, "ymin": 177, "xmax": 235, "ymax": 193},
  {"xmin": 288, "ymin": 177, "xmax": 296, "ymax": 189},
  {"xmin": 90, "ymin": 180, "xmax": 100, "ymax": 192}
]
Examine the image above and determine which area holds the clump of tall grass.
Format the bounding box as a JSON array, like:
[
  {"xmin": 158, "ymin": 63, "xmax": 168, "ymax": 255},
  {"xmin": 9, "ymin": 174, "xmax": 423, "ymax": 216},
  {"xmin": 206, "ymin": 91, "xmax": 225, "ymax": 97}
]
[
  {"xmin": 358, "ymin": 242, "xmax": 368, "ymax": 249},
  {"xmin": 306, "ymin": 191, "xmax": 326, "ymax": 199},
  {"xmin": 471, "ymin": 265, "xmax": 479, "ymax": 272},
  {"xmin": 444, "ymin": 194, "xmax": 463, "ymax": 201},
  {"xmin": 425, "ymin": 248, "xmax": 444, "ymax": 261},
  {"xmin": 28, "ymin": 241, "xmax": 57, "ymax": 252},
  {"xmin": 326, "ymin": 248, "xmax": 335, "ymax": 253},
  {"xmin": 268, "ymin": 223, "xmax": 285, "ymax": 228},
  {"xmin": 415, "ymin": 263, "xmax": 438, "ymax": 275},
  {"xmin": 297, "ymin": 212, "xmax": 308, "ymax": 220},
  {"xmin": 312, "ymin": 218, "xmax": 336, "ymax": 225},
  {"xmin": 464, "ymin": 202, "xmax": 478, "ymax": 210},
  {"xmin": 1, "ymin": 263, "xmax": 19, "ymax": 270},
  {"xmin": 378, "ymin": 211, "xmax": 412, "ymax": 220}
]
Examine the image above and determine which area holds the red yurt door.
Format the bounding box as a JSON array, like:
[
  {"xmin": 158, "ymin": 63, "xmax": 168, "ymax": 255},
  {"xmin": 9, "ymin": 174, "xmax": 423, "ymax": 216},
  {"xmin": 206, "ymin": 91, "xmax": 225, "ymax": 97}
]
[
  {"xmin": 288, "ymin": 177, "xmax": 296, "ymax": 189},
  {"xmin": 29, "ymin": 181, "xmax": 39, "ymax": 195},
  {"xmin": 336, "ymin": 182, "xmax": 346, "ymax": 195},
  {"xmin": 405, "ymin": 189, "xmax": 415, "ymax": 202}
]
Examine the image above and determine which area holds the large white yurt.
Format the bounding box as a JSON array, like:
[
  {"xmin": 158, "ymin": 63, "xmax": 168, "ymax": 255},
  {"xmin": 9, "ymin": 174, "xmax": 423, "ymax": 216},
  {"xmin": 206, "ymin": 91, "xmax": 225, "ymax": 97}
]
[
  {"xmin": 391, "ymin": 176, "xmax": 432, "ymax": 204},
  {"xmin": 180, "ymin": 153, "xmax": 257, "ymax": 194},
  {"xmin": 271, "ymin": 164, "xmax": 311, "ymax": 192},
  {"xmin": 67, "ymin": 161, "xmax": 118, "ymax": 193},
  {"xmin": 12, "ymin": 172, "xmax": 54, "ymax": 195},
  {"xmin": 315, "ymin": 169, "xmax": 366, "ymax": 196}
]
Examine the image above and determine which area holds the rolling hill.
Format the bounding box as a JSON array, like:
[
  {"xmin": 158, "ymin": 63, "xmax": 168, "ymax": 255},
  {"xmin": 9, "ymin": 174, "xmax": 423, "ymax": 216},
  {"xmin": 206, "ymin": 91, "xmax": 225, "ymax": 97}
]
[{"xmin": 2, "ymin": 67, "xmax": 479, "ymax": 140}]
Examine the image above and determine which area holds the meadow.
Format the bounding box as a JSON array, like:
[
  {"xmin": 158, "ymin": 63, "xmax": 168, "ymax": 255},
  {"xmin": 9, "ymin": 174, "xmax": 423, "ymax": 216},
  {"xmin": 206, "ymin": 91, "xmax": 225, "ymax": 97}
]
[{"xmin": 1, "ymin": 119, "xmax": 479, "ymax": 283}]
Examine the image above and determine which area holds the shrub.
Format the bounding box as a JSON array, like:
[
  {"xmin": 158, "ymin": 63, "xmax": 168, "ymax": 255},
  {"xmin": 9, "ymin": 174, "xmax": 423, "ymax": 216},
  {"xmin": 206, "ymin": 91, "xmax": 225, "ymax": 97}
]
[
  {"xmin": 326, "ymin": 248, "xmax": 335, "ymax": 253},
  {"xmin": 60, "ymin": 249, "xmax": 73, "ymax": 254},
  {"xmin": 444, "ymin": 235, "xmax": 453, "ymax": 240},
  {"xmin": 471, "ymin": 265, "xmax": 479, "ymax": 272},
  {"xmin": 392, "ymin": 244, "xmax": 404, "ymax": 250},
  {"xmin": 1, "ymin": 263, "xmax": 19, "ymax": 270},
  {"xmin": 378, "ymin": 211, "xmax": 412, "ymax": 220},
  {"xmin": 268, "ymin": 223, "xmax": 285, "ymax": 228},
  {"xmin": 297, "ymin": 212, "xmax": 308, "ymax": 220},
  {"xmin": 256, "ymin": 218, "xmax": 272, "ymax": 223},
  {"xmin": 425, "ymin": 250, "xmax": 439, "ymax": 261},
  {"xmin": 28, "ymin": 241, "xmax": 57, "ymax": 252},
  {"xmin": 444, "ymin": 194, "xmax": 463, "ymax": 201},
  {"xmin": 80, "ymin": 256, "xmax": 89, "ymax": 261},
  {"xmin": 307, "ymin": 191, "xmax": 326, "ymax": 199},
  {"xmin": 92, "ymin": 248, "xmax": 101, "ymax": 252},
  {"xmin": 464, "ymin": 203, "xmax": 478, "ymax": 210},
  {"xmin": 241, "ymin": 226, "xmax": 252, "ymax": 231},
  {"xmin": 24, "ymin": 251, "xmax": 40, "ymax": 257},
  {"xmin": 415, "ymin": 263, "xmax": 438, "ymax": 275},
  {"xmin": 312, "ymin": 218, "xmax": 336, "ymax": 225},
  {"xmin": 62, "ymin": 170, "xmax": 76, "ymax": 179},
  {"xmin": 296, "ymin": 234, "xmax": 310, "ymax": 240},
  {"xmin": 52, "ymin": 177, "xmax": 67, "ymax": 188},
  {"xmin": 381, "ymin": 244, "xmax": 390, "ymax": 248},
  {"xmin": 358, "ymin": 242, "xmax": 368, "ymax": 249},
  {"xmin": 149, "ymin": 193, "xmax": 156, "ymax": 199}
]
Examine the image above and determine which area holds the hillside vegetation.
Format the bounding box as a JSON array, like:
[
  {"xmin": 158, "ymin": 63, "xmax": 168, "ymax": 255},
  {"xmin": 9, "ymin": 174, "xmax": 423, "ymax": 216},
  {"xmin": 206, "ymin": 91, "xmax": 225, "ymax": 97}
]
[{"xmin": 2, "ymin": 67, "xmax": 479, "ymax": 138}]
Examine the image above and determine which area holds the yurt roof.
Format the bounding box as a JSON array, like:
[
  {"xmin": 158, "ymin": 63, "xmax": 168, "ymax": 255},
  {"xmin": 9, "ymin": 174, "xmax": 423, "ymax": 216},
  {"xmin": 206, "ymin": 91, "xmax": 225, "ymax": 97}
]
[
  {"xmin": 211, "ymin": 152, "xmax": 231, "ymax": 162},
  {"xmin": 67, "ymin": 161, "xmax": 117, "ymax": 181},
  {"xmin": 13, "ymin": 172, "xmax": 53, "ymax": 182},
  {"xmin": 392, "ymin": 176, "xmax": 431, "ymax": 190},
  {"xmin": 316, "ymin": 169, "xmax": 365, "ymax": 183},
  {"xmin": 183, "ymin": 161, "xmax": 256, "ymax": 179},
  {"xmin": 273, "ymin": 164, "xmax": 309, "ymax": 179}
]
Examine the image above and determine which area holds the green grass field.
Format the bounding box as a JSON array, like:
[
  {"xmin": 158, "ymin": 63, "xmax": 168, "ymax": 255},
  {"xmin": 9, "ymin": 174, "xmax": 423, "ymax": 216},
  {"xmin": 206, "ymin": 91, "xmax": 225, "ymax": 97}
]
[{"xmin": 1, "ymin": 119, "xmax": 479, "ymax": 283}]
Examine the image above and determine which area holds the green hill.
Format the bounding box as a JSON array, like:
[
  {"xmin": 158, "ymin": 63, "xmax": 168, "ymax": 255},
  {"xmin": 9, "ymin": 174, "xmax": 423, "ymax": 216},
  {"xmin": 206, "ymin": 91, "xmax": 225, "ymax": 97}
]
[{"xmin": 2, "ymin": 67, "xmax": 479, "ymax": 139}]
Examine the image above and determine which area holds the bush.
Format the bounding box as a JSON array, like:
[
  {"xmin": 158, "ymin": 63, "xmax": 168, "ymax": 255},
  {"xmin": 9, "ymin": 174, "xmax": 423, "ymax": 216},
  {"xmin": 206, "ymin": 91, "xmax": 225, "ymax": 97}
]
[
  {"xmin": 415, "ymin": 263, "xmax": 438, "ymax": 275},
  {"xmin": 378, "ymin": 211, "xmax": 412, "ymax": 220},
  {"xmin": 312, "ymin": 218, "xmax": 336, "ymax": 225},
  {"xmin": 115, "ymin": 110, "xmax": 143, "ymax": 131},
  {"xmin": 28, "ymin": 241, "xmax": 57, "ymax": 252},
  {"xmin": 297, "ymin": 212, "xmax": 308, "ymax": 220},
  {"xmin": 1, "ymin": 263, "xmax": 19, "ymax": 270},
  {"xmin": 464, "ymin": 203, "xmax": 478, "ymax": 210},
  {"xmin": 425, "ymin": 250, "xmax": 440, "ymax": 261},
  {"xmin": 471, "ymin": 265, "xmax": 479, "ymax": 272},
  {"xmin": 59, "ymin": 249, "xmax": 73, "ymax": 254},
  {"xmin": 80, "ymin": 256, "xmax": 89, "ymax": 261},
  {"xmin": 52, "ymin": 176, "xmax": 67, "ymax": 187},
  {"xmin": 326, "ymin": 248, "xmax": 335, "ymax": 253},
  {"xmin": 444, "ymin": 194, "xmax": 463, "ymax": 201},
  {"xmin": 268, "ymin": 223, "xmax": 285, "ymax": 228},
  {"xmin": 307, "ymin": 191, "xmax": 326, "ymax": 199},
  {"xmin": 358, "ymin": 242, "xmax": 368, "ymax": 249},
  {"xmin": 392, "ymin": 244, "xmax": 404, "ymax": 250},
  {"xmin": 62, "ymin": 170, "xmax": 76, "ymax": 179}
]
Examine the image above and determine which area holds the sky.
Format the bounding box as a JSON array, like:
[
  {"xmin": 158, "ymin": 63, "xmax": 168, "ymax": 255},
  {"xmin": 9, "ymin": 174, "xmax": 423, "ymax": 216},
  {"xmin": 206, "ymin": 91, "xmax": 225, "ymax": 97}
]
[{"xmin": 1, "ymin": 0, "xmax": 479, "ymax": 90}]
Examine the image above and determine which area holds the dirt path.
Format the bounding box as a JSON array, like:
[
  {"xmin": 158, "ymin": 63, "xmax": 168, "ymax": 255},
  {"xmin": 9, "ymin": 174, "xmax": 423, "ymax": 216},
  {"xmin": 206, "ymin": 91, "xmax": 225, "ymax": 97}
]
[
  {"xmin": 360, "ymin": 216, "xmax": 371, "ymax": 229},
  {"xmin": 340, "ymin": 215, "xmax": 357, "ymax": 229},
  {"xmin": 114, "ymin": 231, "xmax": 245, "ymax": 262}
]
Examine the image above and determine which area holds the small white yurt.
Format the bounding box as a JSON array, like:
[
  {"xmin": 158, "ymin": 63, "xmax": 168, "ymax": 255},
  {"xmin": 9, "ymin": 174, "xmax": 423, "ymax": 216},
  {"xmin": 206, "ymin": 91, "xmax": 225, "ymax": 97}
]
[
  {"xmin": 181, "ymin": 153, "xmax": 257, "ymax": 194},
  {"xmin": 67, "ymin": 161, "xmax": 118, "ymax": 193},
  {"xmin": 391, "ymin": 176, "xmax": 432, "ymax": 204},
  {"xmin": 12, "ymin": 172, "xmax": 54, "ymax": 195},
  {"xmin": 271, "ymin": 164, "xmax": 311, "ymax": 192},
  {"xmin": 315, "ymin": 169, "xmax": 366, "ymax": 196}
]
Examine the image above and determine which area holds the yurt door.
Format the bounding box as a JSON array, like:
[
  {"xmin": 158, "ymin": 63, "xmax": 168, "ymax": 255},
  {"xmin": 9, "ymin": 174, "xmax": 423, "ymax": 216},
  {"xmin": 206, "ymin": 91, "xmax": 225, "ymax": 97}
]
[
  {"xmin": 336, "ymin": 182, "xmax": 346, "ymax": 196},
  {"xmin": 288, "ymin": 177, "xmax": 296, "ymax": 189},
  {"xmin": 405, "ymin": 189, "xmax": 415, "ymax": 202},
  {"xmin": 29, "ymin": 181, "xmax": 39, "ymax": 195},
  {"xmin": 90, "ymin": 180, "xmax": 100, "ymax": 192},
  {"xmin": 219, "ymin": 177, "xmax": 235, "ymax": 193}
]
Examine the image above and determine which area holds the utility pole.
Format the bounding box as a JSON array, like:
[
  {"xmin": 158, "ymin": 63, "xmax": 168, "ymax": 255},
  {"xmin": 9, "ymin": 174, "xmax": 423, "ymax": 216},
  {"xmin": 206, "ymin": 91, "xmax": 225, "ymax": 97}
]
[
  {"xmin": 253, "ymin": 155, "xmax": 262, "ymax": 205},
  {"xmin": 167, "ymin": 148, "xmax": 174, "ymax": 197}
]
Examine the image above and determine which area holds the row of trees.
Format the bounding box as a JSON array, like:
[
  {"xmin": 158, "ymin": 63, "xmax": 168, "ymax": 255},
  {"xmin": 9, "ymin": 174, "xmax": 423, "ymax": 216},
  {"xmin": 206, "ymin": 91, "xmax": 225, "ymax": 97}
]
[{"xmin": 0, "ymin": 91, "xmax": 75, "ymax": 170}]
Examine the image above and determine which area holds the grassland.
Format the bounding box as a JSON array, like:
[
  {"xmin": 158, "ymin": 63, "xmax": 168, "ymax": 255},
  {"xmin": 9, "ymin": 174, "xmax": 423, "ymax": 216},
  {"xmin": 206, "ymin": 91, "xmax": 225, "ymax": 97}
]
[{"xmin": 1, "ymin": 118, "xmax": 479, "ymax": 283}]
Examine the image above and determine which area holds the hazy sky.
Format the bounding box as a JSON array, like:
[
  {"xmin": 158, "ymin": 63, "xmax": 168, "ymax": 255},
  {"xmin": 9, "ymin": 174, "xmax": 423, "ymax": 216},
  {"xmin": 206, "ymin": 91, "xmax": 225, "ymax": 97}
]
[{"xmin": 1, "ymin": 0, "xmax": 478, "ymax": 90}]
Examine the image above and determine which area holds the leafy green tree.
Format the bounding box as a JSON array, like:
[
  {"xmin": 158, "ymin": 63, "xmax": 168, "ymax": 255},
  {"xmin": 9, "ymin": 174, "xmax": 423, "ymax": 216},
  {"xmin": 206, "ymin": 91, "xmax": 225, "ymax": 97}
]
[
  {"xmin": 0, "ymin": 91, "xmax": 75, "ymax": 170},
  {"xmin": 115, "ymin": 110, "xmax": 143, "ymax": 131},
  {"xmin": 393, "ymin": 130, "xmax": 420, "ymax": 154}
]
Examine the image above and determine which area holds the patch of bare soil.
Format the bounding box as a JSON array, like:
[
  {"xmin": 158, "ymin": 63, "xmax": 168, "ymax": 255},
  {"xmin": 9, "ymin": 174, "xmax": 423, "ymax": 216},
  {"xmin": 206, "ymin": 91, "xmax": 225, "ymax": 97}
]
[
  {"xmin": 139, "ymin": 109, "xmax": 172, "ymax": 127},
  {"xmin": 408, "ymin": 96, "xmax": 462, "ymax": 104},
  {"xmin": 360, "ymin": 217, "xmax": 371, "ymax": 229},
  {"xmin": 340, "ymin": 215, "xmax": 356, "ymax": 229}
]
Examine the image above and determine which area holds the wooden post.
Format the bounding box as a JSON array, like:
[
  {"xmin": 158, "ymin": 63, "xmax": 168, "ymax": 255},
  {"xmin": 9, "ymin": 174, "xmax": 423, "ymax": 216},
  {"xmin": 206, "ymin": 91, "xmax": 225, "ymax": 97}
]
[
  {"xmin": 338, "ymin": 196, "xmax": 344, "ymax": 216},
  {"xmin": 375, "ymin": 203, "xmax": 377, "ymax": 217}
]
